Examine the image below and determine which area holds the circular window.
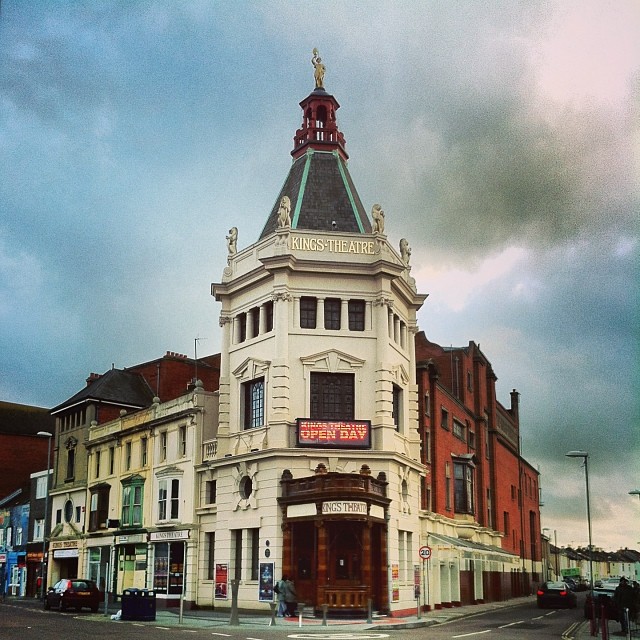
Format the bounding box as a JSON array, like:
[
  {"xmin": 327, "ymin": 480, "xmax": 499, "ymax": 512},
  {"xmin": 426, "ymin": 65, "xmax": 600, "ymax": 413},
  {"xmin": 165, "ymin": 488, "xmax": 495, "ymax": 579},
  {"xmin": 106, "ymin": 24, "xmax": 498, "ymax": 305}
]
[
  {"xmin": 239, "ymin": 476, "xmax": 253, "ymax": 500},
  {"xmin": 64, "ymin": 499, "xmax": 74, "ymax": 523}
]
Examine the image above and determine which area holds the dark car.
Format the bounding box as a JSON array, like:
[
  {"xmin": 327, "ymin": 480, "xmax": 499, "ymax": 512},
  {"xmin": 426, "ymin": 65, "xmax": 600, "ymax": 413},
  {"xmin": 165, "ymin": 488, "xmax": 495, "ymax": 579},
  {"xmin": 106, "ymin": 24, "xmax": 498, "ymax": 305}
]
[
  {"xmin": 537, "ymin": 581, "xmax": 578, "ymax": 609},
  {"xmin": 44, "ymin": 578, "xmax": 101, "ymax": 612},
  {"xmin": 584, "ymin": 584, "xmax": 619, "ymax": 621}
]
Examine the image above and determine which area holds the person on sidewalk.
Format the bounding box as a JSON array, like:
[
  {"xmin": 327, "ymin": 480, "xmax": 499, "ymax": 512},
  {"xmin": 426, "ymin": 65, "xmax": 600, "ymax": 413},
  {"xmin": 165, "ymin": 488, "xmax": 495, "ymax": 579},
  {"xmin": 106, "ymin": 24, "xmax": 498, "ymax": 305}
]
[
  {"xmin": 283, "ymin": 576, "xmax": 297, "ymax": 617},
  {"xmin": 275, "ymin": 576, "xmax": 287, "ymax": 617},
  {"xmin": 614, "ymin": 577, "xmax": 635, "ymax": 636}
]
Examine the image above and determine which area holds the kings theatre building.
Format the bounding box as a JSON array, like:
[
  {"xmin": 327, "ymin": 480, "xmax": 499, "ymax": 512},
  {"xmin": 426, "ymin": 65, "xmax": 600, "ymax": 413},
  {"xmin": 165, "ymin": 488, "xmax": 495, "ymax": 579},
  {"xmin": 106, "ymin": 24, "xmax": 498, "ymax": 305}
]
[{"xmin": 197, "ymin": 55, "xmax": 533, "ymax": 617}]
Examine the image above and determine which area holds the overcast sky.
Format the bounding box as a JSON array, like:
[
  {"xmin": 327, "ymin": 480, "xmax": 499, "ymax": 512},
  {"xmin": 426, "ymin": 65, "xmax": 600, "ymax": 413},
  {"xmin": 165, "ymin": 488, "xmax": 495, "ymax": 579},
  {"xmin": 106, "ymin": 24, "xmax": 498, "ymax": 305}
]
[{"xmin": 1, "ymin": 1, "xmax": 638, "ymax": 552}]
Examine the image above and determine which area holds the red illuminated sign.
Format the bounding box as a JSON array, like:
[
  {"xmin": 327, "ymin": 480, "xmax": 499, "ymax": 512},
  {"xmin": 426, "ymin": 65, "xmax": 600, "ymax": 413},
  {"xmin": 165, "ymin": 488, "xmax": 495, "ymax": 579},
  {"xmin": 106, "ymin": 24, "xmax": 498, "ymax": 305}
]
[{"xmin": 297, "ymin": 419, "xmax": 371, "ymax": 449}]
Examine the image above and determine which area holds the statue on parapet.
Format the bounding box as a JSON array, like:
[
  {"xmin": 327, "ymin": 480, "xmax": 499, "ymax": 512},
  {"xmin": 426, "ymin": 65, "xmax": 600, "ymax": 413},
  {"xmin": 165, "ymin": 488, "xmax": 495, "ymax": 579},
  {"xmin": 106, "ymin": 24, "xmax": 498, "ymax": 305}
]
[
  {"xmin": 226, "ymin": 226, "xmax": 238, "ymax": 262},
  {"xmin": 399, "ymin": 238, "xmax": 411, "ymax": 266},
  {"xmin": 277, "ymin": 195, "xmax": 291, "ymax": 228},
  {"xmin": 371, "ymin": 204, "xmax": 385, "ymax": 234}
]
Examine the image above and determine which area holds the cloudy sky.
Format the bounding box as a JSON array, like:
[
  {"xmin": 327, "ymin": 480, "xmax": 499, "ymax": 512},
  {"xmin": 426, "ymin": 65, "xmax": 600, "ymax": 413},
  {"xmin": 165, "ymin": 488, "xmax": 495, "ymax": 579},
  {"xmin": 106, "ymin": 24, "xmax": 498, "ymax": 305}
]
[{"xmin": 1, "ymin": 1, "xmax": 638, "ymax": 551}]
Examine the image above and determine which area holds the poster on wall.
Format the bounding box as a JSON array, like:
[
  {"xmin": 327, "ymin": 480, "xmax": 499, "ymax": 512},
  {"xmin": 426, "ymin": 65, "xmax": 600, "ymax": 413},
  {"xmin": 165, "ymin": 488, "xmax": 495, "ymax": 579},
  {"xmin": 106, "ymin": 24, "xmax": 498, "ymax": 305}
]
[
  {"xmin": 414, "ymin": 565, "xmax": 421, "ymax": 599},
  {"xmin": 258, "ymin": 562, "xmax": 274, "ymax": 601},
  {"xmin": 391, "ymin": 563, "xmax": 399, "ymax": 602},
  {"xmin": 215, "ymin": 563, "xmax": 228, "ymax": 599}
]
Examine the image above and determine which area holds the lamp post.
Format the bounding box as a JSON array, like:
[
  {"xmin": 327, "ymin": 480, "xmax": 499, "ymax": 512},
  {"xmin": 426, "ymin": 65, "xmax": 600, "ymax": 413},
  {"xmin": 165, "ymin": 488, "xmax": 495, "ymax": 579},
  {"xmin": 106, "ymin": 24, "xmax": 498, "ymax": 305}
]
[
  {"xmin": 37, "ymin": 431, "xmax": 53, "ymax": 601},
  {"xmin": 565, "ymin": 451, "xmax": 593, "ymax": 594}
]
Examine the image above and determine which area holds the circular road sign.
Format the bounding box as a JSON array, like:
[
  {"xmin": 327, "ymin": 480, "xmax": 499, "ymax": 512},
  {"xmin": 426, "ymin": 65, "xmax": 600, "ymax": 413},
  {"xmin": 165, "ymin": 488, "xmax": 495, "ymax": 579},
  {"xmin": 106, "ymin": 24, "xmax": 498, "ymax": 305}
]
[{"xmin": 418, "ymin": 545, "xmax": 432, "ymax": 560}]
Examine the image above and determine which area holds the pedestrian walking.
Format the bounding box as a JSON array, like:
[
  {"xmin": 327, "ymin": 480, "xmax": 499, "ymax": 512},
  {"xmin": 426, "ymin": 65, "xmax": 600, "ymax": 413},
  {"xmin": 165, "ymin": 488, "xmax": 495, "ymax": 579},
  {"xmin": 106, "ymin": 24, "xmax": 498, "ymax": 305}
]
[
  {"xmin": 275, "ymin": 575, "xmax": 287, "ymax": 617},
  {"xmin": 283, "ymin": 576, "xmax": 297, "ymax": 617}
]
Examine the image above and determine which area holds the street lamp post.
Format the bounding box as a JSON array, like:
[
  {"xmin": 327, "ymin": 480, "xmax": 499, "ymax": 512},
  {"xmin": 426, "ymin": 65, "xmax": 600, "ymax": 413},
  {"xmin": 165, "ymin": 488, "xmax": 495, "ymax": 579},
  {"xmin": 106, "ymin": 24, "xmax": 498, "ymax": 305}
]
[
  {"xmin": 37, "ymin": 431, "xmax": 53, "ymax": 601},
  {"xmin": 565, "ymin": 451, "xmax": 593, "ymax": 594}
]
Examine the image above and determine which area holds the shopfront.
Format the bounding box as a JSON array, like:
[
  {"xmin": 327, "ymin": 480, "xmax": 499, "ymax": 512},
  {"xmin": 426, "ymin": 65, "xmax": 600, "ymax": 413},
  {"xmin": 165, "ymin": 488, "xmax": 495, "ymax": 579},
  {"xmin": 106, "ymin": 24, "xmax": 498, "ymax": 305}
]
[
  {"xmin": 279, "ymin": 464, "xmax": 390, "ymax": 614},
  {"xmin": 150, "ymin": 529, "xmax": 188, "ymax": 606}
]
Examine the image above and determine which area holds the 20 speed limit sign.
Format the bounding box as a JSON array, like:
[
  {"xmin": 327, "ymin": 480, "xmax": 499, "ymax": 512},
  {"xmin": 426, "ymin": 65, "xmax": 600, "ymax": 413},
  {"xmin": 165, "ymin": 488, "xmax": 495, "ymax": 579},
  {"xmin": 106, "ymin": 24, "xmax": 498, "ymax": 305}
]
[{"xmin": 418, "ymin": 545, "xmax": 432, "ymax": 560}]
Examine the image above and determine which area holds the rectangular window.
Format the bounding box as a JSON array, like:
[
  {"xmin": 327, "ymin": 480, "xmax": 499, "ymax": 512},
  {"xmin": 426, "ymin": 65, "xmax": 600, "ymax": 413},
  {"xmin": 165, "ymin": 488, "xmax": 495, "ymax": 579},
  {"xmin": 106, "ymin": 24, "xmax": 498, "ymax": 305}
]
[
  {"xmin": 158, "ymin": 479, "xmax": 180, "ymax": 521},
  {"xmin": 250, "ymin": 307, "xmax": 260, "ymax": 337},
  {"xmin": 392, "ymin": 384, "xmax": 402, "ymax": 432},
  {"xmin": 160, "ymin": 432, "xmax": 167, "ymax": 461},
  {"xmin": 243, "ymin": 377, "xmax": 265, "ymax": 429},
  {"xmin": 324, "ymin": 298, "xmax": 341, "ymax": 330},
  {"xmin": 300, "ymin": 297, "xmax": 317, "ymax": 329},
  {"xmin": 179, "ymin": 426, "xmax": 187, "ymax": 457},
  {"xmin": 122, "ymin": 483, "xmax": 144, "ymax": 527},
  {"xmin": 454, "ymin": 462, "xmax": 474, "ymax": 514},
  {"xmin": 125, "ymin": 442, "xmax": 132, "ymax": 471},
  {"xmin": 250, "ymin": 528, "xmax": 259, "ymax": 581},
  {"xmin": 141, "ymin": 437, "xmax": 148, "ymax": 467},
  {"xmin": 445, "ymin": 462, "xmax": 451, "ymax": 511},
  {"xmin": 487, "ymin": 488, "xmax": 493, "ymax": 528},
  {"xmin": 348, "ymin": 299, "xmax": 365, "ymax": 331},
  {"xmin": 66, "ymin": 448, "xmax": 75, "ymax": 481},
  {"xmin": 237, "ymin": 312, "xmax": 247, "ymax": 343},
  {"xmin": 206, "ymin": 480, "xmax": 217, "ymax": 504},
  {"xmin": 233, "ymin": 530, "xmax": 242, "ymax": 580},
  {"xmin": 453, "ymin": 419, "xmax": 465, "ymax": 441},
  {"xmin": 441, "ymin": 408, "xmax": 449, "ymax": 430},
  {"xmin": 95, "ymin": 450, "xmax": 101, "ymax": 479},
  {"xmin": 206, "ymin": 532, "xmax": 216, "ymax": 580},
  {"xmin": 310, "ymin": 372, "xmax": 354, "ymax": 420},
  {"xmin": 503, "ymin": 511, "xmax": 510, "ymax": 534},
  {"xmin": 55, "ymin": 509, "xmax": 62, "ymax": 525},
  {"xmin": 109, "ymin": 447, "xmax": 115, "ymax": 475},
  {"xmin": 264, "ymin": 301, "xmax": 274, "ymax": 332},
  {"xmin": 34, "ymin": 518, "xmax": 44, "ymax": 542},
  {"xmin": 36, "ymin": 475, "xmax": 48, "ymax": 499},
  {"xmin": 424, "ymin": 392, "xmax": 430, "ymax": 416},
  {"xmin": 89, "ymin": 487, "xmax": 110, "ymax": 532}
]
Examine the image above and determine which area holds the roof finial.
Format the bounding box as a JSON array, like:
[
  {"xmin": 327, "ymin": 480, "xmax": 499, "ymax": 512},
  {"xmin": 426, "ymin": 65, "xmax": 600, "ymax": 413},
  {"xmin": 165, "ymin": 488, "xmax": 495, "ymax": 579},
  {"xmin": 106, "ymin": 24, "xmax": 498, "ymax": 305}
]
[{"xmin": 312, "ymin": 48, "xmax": 325, "ymax": 89}]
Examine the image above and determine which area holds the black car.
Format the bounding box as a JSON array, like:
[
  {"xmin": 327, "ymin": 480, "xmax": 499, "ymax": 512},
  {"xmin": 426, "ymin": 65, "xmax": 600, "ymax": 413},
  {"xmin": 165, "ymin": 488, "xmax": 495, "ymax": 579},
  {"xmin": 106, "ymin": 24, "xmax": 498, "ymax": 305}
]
[
  {"xmin": 584, "ymin": 584, "xmax": 619, "ymax": 621},
  {"xmin": 44, "ymin": 578, "xmax": 101, "ymax": 612},
  {"xmin": 536, "ymin": 581, "xmax": 578, "ymax": 609}
]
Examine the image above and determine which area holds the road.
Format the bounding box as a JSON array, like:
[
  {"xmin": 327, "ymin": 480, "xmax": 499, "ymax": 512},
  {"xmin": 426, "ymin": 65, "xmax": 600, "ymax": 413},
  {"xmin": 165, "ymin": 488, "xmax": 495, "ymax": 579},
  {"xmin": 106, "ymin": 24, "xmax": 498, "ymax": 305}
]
[{"xmin": 1, "ymin": 595, "xmax": 589, "ymax": 640}]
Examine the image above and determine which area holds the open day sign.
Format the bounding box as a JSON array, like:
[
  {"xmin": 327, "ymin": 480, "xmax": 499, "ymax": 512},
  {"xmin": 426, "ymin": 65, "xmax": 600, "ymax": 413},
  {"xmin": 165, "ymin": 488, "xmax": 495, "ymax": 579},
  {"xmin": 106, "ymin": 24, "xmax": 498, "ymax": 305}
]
[{"xmin": 297, "ymin": 419, "xmax": 371, "ymax": 449}]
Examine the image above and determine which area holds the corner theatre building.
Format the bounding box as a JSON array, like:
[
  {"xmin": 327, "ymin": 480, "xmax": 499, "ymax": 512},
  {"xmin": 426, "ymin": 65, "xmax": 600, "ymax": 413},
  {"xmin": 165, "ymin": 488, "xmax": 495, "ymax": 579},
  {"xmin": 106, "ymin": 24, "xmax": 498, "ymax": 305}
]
[{"xmin": 198, "ymin": 54, "xmax": 537, "ymax": 617}]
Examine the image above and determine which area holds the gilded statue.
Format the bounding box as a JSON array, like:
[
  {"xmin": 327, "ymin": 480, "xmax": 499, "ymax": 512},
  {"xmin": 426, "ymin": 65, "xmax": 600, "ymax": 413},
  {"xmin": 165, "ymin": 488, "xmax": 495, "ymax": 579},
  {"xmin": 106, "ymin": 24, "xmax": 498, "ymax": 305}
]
[{"xmin": 312, "ymin": 48, "xmax": 325, "ymax": 89}]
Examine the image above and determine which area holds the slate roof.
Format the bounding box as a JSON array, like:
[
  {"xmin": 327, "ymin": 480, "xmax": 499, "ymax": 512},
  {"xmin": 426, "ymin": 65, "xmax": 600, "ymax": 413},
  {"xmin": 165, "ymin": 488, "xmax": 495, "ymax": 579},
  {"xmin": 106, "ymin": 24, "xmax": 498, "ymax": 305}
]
[
  {"xmin": 0, "ymin": 401, "xmax": 55, "ymax": 436},
  {"xmin": 50, "ymin": 368, "xmax": 155, "ymax": 414},
  {"xmin": 259, "ymin": 150, "xmax": 371, "ymax": 239}
]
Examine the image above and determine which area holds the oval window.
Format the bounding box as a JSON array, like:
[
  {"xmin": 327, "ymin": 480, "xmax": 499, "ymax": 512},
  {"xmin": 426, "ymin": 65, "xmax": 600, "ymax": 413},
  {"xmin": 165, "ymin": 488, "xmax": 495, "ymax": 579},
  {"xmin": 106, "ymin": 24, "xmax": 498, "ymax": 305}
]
[
  {"xmin": 64, "ymin": 499, "xmax": 74, "ymax": 523},
  {"xmin": 239, "ymin": 476, "xmax": 253, "ymax": 500}
]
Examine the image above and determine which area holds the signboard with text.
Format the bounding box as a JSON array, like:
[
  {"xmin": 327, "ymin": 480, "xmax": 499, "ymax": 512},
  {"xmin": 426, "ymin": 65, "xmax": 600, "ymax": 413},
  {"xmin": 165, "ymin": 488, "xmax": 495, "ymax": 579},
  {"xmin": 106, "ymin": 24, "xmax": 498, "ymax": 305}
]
[{"xmin": 297, "ymin": 419, "xmax": 371, "ymax": 449}]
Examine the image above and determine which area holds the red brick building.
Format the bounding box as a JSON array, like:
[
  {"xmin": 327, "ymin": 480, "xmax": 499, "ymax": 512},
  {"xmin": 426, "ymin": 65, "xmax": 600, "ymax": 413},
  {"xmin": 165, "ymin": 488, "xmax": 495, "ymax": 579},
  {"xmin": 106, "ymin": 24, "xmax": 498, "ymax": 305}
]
[{"xmin": 416, "ymin": 332, "xmax": 541, "ymax": 600}]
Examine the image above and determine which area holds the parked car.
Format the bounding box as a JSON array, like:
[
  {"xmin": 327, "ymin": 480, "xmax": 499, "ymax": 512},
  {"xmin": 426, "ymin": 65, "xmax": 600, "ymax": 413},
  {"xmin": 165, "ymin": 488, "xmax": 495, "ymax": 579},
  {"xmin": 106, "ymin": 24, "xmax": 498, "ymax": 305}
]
[
  {"xmin": 584, "ymin": 583, "xmax": 619, "ymax": 621},
  {"xmin": 44, "ymin": 578, "xmax": 101, "ymax": 612},
  {"xmin": 537, "ymin": 581, "xmax": 578, "ymax": 609}
]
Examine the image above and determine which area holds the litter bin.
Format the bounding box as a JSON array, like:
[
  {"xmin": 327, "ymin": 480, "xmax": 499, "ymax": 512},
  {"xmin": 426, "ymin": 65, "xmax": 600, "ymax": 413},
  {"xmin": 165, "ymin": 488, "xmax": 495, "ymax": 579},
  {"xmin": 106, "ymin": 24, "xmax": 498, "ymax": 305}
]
[{"xmin": 121, "ymin": 588, "xmax": 156, "ymax": 621}]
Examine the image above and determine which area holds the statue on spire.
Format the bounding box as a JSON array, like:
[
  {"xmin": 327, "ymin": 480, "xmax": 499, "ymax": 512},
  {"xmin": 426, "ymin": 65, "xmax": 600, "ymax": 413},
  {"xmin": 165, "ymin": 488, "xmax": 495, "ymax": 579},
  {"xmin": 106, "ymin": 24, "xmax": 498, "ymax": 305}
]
[{"xmin": 312, "ymin": 48, "xmax": 325, "ymax": 89}]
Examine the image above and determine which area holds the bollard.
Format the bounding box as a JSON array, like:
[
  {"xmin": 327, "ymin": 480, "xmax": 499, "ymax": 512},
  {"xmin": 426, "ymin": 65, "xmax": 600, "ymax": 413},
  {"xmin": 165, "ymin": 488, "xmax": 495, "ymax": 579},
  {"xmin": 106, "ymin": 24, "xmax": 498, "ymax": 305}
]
[
  {"xmin": 269, "ymin": 601, "xmax": 277, "ymax": 626},
  {"xmin": 229, "ymin": 579, "xmax": 240, "ymax": 626},
  {"xmin": 322, "ymin": 603, "xmax": 328, "ymax": 626},
  {"xmin": 367, "ymin": 598, "xmax": 373, "ymax": 624}
]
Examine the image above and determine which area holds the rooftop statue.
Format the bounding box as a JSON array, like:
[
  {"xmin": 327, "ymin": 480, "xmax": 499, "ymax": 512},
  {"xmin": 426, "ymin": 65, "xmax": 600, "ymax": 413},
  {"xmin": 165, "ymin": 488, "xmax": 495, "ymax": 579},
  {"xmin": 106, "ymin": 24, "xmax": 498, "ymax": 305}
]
[{"xmin": 312, "ymin": 48, "xmax": 325, "ymax": 89}]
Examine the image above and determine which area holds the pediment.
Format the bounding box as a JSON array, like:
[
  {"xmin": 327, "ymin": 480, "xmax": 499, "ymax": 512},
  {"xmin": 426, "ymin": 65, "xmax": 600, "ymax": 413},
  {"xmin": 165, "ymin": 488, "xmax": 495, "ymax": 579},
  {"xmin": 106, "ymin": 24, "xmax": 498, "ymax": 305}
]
[
  {"xmin": 232, "ymin": 357, "xmax": 271, "ymax": 381},
  {"xmin": 300, "ymin": 349, "xmax": 365, "ymax": 372}
]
